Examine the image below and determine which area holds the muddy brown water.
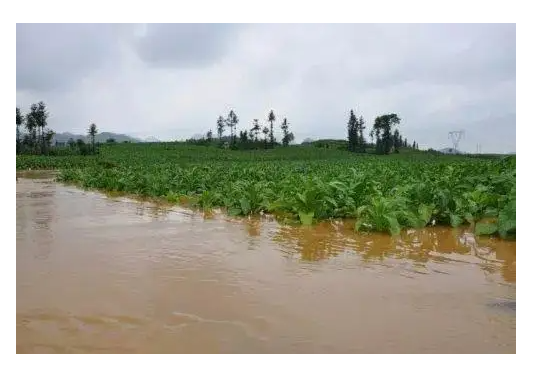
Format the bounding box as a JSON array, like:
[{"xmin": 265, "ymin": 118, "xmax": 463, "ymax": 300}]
[{"xmin": 16, "ymin": 172, "xmax": 516, "ymax": 353}]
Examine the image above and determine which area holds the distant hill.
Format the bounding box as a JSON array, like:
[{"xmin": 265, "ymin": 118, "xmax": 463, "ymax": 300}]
[
  {"xmin": 53, "ymin": 132, "xmax": 141, "ymax": 144},
  {"xmin": 143, "ymin": 136, "xmax": 161, "ymax": 143}
]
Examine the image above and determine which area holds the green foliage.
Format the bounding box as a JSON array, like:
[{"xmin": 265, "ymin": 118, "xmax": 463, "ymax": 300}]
[
  {"xmin": 16, "ymin": 143, "xmax": 516, "ymax": 238},
  {"xmin": 371, "ymin": 113, "xmax": 401, "ymax": 155}
]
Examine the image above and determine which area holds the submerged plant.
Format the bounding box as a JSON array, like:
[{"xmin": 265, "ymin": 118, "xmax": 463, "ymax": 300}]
[{"xmin": 17, "ymin": 144, "xmax": 516, "ymax": 238}]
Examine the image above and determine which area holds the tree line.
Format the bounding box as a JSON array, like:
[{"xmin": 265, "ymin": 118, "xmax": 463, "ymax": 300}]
[
  {"xmin": 17, "ymin": 101, "xmax": 420, "ymax": 156},
  {"xmin": 347, "ymin": 109, "xmax": 418, "ymax": 155},
  {"xmin": 189, "ymin": 109, "xmax": 295, "ymax": 150},
  {"xmin": 192, "ymin": 107, "xmax": 420, "ymax": 155},
  {"xmin": 16, "ymin": 102, "xmax": 100, "ymax": 156}
]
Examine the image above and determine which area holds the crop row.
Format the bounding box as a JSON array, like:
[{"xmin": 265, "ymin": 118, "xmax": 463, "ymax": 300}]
[{"xmin": 16, "ymin": 151, "xmax": 514, "ymax": 239}]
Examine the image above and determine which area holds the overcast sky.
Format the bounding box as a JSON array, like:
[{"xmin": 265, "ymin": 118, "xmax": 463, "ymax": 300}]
[{"xmin": 16, "ymin": 23, "xmax": 515, "ymax": 153}]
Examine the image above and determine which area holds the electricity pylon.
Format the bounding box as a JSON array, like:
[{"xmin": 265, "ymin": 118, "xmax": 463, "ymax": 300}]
[{"xmin": 448, "ymin": 130, "xmax": 464, "ymax": 153}]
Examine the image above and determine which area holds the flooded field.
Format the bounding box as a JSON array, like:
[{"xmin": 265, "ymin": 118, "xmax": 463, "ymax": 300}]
[{"xmin": 16, "ymin": 173, "xmax": 516, "ymax": 353}]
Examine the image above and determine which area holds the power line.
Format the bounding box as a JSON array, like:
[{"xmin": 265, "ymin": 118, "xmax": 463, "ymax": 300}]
[{"xmin": 448, "ymin": 130, "xmax": 464, "ymax": 153}]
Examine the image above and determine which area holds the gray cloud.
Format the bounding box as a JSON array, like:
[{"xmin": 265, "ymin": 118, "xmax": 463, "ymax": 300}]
[
  {"xmin": 16, "ymin": 23, "xmax": 130, "ymax": 93},
  {"xmin": 134, "ymin": 23, "xmax": 244, "ymax": 68},
  {"xmin": 15, "ymin": 23, "xmax": 516, "ymax": 153}
]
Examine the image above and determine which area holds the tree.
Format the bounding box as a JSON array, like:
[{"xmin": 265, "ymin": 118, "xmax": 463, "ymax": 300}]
[
  {"xmin": 393, "ymin": 128, "xmax": 401, "ymax": 153},
  {"xmin": 251, "ymin": 119, "xmax": 261, "ymax": 141},
  {"xmin": 88, "ymin": 123, "xmax": 98, "ymax": 154},
  {"xmin": 347, "ymin": 110, "xmax": 358, "ymax": 152},
  {"xmin": 356, "ymin": 115, "xmax": 366, "ymax": 152},
  {"xmin": 34, "ymin": 101, "xmax": 49, "ymax": 153},
  {"xmin": 412, "ymin": 141, "xmax": 416, "ymax": 149},
  {"xmin": 368, "ymin": 129, "xmax": 375, "ymax": 145},
  {"xmin": 68, "ymin": 138, "xmax": 76, "ymax": 149},
  {"xmin": 206, "ymin": 129, "xmax": 213, "ymax": 142},
  {"xmin": 76, "ymin": 139, "xmax": 88, "ymax": 155},
  {"xmin": 239, "ymin": 130, "xmax": 248, "ymax": 146},
  {"xmin": 226, "ymin": 110, "xmax": 239, "ymax": 147},
  {"xmin": 262, "ymin": 126, "xmax": 270, "ymax": 149},
  {"xmin": 404, "ymin": 138, "xmax": 408, "ymax": 148},
  {"xmin": 267, "ymin": 110, "xmax": 276, "ymax": 148},
  {"xmin": 280, "ymin": 118, "xmax": 294, "ymax": 147},
  {"xmin": 216, "ymin": 115, "xmax": 225, "ymax": 141},
  {"xmin": 284, "ymin": 132, "xmax": 294, "ymax": 147},
  {"xmin": 25, "ymin": 105, "xmax": 38, "ymax": 153},
  {"xmin": 44, "ymin": 129, "xmax": 55, "ymax": 150},
  {"xmin": 371, "ymin": 114, "xmax": 401, "ymax": 155},
  {"xmin": 16, "ymin": 107, "xmax": 24, "ymax": 153}
]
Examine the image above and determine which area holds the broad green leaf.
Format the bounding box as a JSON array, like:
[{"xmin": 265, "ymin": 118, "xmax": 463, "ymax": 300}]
[
  {"xmin": 418, "ymin": 203, "xmax": 434, "ymax": 225},
  {"xmin": 450, "ymin": 214, "xmax": 463, "ymax": 227},
  {"xmin": 298, "ymin": 211, "xmax": 314, "ymax": 225},
  {"xmin": 404, "ymin": 212, "xmax": 421, "ymax": 228},
  {"xmin": 464, "ymin": 212, "xmax": 475, "ymax": 224},
  {"xmin": 239, "ymin": 198, "xmax": 251, "ymax": 215},
  {"xmin": 325, "ymin": 197, "xmax": 339, "ymax": 209},
  {"xmin": 228, "ymin": 207, "xmax": 242, "ymax": 216},
  {"xmin": 385, "ymin": 215, "xmax": 401, "ymax": 236},
  {"xmin": 296, "ymin": 192, "xmax": 307, "ymax": 206},
  {"xmin": 356, "ymin": 205, "xmax": 368, "ymax": 217},
  {"xmin": 497, "ymin": 202, "xmax": 515, "ymax": 238},
  {"xmin": 475, "ymin": 221, "xmax": 499, "ymax": 236},
  {"xmin": 483, "ymin": 208, "xmax": 499, "ymax": 218}
]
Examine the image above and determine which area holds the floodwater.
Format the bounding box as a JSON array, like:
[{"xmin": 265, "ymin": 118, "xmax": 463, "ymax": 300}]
[{"xmin": 16, "ymin": 173, "xmax": 516, "ymax": 353}]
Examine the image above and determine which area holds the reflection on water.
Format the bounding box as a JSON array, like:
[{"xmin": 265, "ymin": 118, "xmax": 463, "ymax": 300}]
[
  {"xmin": 271, "ymin": 221, "xmax": 515, "ymax": 283},
  {"xmin": 17, "ymin": 175, "xmax": 516, "ymax": 353}
]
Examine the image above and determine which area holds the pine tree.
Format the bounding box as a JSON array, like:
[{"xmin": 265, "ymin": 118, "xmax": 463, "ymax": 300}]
[
  {"xmin": 393, "ymin": 129, "xmax": 401, "ymax": 153},
  {"xmin": 268, "ymin": 110, "xmax": 276, "ymax": 148},
  {"xmin": 356, "ymin": 115, "xmax": 366, "ymax": 152},
  {"xmin": 347, "ymin": 110, "xmax": 358, "ymax": 152}
]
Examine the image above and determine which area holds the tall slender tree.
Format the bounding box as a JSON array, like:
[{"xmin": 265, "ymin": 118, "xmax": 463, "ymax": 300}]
[
  {"xmin": 16, "ymin": 107, "xmax": 24, "ymax": 153},
  {"xmin": 35, "ymin": 101, "xmax": 48, "ymax": 153},
  {"xmin": 88, "ymin": 123, "xmax": 98, "ymax": 154},
  {"xmin": 226, "ymin": 110, "xmax": 239, "ymax": 147},
  {"xmin": 347, "ymin": 110, "xmax": 358, "ymax": 152},
  {"xmin": 393, "ymin": 128, "xmax": 401, "ymax": 153},
  {"xmin": 216, "ymin": 115, "xmax": 225, "ymax": 141},
  {"xmin": 251, "ymin": 119, "xmax": 260, "ymax": 141},
  {"xmin": 280, "ymin": 118, "xmax": 294, "ymax": 147},
  {"xmin": 356, "ymin": 115, "xmax": 366, "ymax": 152},
  {"xmin": 267, "ymin": 110, "xmax": 276, "ymax": 148},
  {"xmin": 25, "ymin": 105, "xmax": 38, "ymax": 153},
  {"xmin": 262, "ymin": 126, "xmax": 270, "ymax": 149},
  {"xmin": 44, "ymin": 129, "xmax": 55, "ymax": 150},
  {"xmin": 239, "ymin": 130, "xmax": 248, "ymax": 146}
]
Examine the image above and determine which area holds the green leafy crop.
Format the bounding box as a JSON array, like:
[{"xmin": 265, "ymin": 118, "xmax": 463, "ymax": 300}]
[{"xmin": 17, "ymin": 143, "xmax": 516, "ymax": 238}]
